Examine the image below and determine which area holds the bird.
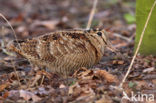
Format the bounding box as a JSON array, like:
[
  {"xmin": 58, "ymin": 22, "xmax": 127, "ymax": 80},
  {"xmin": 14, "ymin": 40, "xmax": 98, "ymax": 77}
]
[{"xmin": 6, "ymin": 28, "xmax": 115, "ymax": 76}]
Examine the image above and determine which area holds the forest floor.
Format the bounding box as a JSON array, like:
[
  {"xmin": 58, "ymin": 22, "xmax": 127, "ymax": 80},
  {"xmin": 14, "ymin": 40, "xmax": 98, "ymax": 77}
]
[{"xmin": 0, "ymin": 0, "xmax": 155, "ymax": 103}]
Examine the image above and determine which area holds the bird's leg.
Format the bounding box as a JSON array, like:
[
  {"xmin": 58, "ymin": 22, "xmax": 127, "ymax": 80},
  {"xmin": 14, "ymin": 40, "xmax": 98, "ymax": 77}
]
[
  {"xmin": 40, "ymin": 67, "xmax": 48, "ymax": 86},
  {"xmin": 29, "ymin": 66, "xmax": 48, "ymax": 87},
  {"xmin": 40, "ymin": 75, "xmax": 45, "ymax": 86}
]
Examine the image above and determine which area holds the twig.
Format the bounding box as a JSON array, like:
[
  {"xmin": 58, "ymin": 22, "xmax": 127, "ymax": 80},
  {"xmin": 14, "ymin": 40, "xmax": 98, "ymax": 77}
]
[
  {"xmin": 86, "ymin": 0, "xmax": 98, "ymax": 29},
  {"xmin": 0, "ymin": 13, "xmax": 21, "ymax": 49},
  {"xmin": 113, "ymin": 33, "xmax": 132, "ymax": 42},
  {"xmin": 119, "ymin": 0, "xmax": 156, "ymax": 88},
  {"xmin": 0, "ymin": 13, "xmax": 22, "ymax": 87}
]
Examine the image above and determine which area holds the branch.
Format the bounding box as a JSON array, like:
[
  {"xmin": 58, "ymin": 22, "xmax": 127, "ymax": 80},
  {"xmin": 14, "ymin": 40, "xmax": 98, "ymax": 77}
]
[
  {"xmin": 86, "ymin": 0, "xmax": 98, "ymax": 29},
  {"xmin": 119, "ymin": 0, "xmax": 156, "ymax": 88}
]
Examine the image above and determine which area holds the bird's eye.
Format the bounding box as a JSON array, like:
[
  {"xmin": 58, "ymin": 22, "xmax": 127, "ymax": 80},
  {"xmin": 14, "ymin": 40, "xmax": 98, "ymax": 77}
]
[{"xmin": 97, "ymin": 32, "xmax": 102, "ymax": 36}]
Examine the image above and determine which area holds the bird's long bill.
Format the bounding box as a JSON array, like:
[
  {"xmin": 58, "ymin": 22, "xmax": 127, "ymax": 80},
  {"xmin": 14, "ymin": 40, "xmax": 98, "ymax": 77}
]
[
  {"xmin": 106, "ymin": 40, "xmax": 118, "ymax": 53},
  {"xmin": 106, "ymin": 40, "xmax": 125, "ymax": 59}
]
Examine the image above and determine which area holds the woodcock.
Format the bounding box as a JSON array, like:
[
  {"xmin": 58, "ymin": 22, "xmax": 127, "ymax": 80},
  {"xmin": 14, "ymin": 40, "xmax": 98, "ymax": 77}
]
[{"xmin": 6, "ymin": 28, "xmax": 114, "ymax": 76}]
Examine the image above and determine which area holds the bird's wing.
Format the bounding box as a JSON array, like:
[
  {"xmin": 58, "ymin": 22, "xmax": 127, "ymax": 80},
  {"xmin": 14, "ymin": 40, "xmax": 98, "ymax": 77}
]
[{"xmin": 13, "ymin": 31, "xmax": 95, "ymax": 63}]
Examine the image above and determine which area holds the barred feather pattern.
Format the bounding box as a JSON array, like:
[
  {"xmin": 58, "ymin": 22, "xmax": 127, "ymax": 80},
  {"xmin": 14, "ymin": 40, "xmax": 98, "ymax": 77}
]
[{"xmin": 7, "ymin": 29, "xmax": 109, "ymax": 76}]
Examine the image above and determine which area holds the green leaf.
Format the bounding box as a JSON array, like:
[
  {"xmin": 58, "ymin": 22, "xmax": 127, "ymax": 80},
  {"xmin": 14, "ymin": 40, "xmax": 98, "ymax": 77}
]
[
  {"xmin": 109, "ymin": 0, "xmax": 118, "ymax": 4},
  {"xmin": 135, "ymin": 0, "xmax": 156, "ymax": 55},
  {"xmin": 124, "ymin": 13, "xmax": 136, "ymax": 24},
  {"xmin": 128, "ymin": 81, "xmax": 137, "ymax": 88}
]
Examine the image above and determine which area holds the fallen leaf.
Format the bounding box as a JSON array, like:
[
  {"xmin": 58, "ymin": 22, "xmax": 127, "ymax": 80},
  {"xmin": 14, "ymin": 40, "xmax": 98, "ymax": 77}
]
[
  {"xmin": 0, "ymin": 82, "xmax": 10, "ymax": 92},
  {"xmin": 112, "ymin": 60, "xmax": 124, "ymax": 65},
  {"xmin": 19, "ymin": 90, "xmax": 41, "ymax": 102},
  {"xmin": 118, "ymin": 60, "xmax": 124, "ymax": 64},
  {"xmin": 95, "ymin": 70, "xmax": 118, "ymax": 83},
  {"xmin": 2, "ymin": 91, "xmax": 9, "ymax": 99},
  {"xmin": 143, "ymin": 67, "xmax": 155, "ymax": 73},
  {"xmin": 68, "ymin": 82, "xmax": 80, "ymax": 94},
  {"xmin": 37, "ymin": 87, "xmax": 51, "ymax": 95},
  {"xmin": 59, "ymin": 84, "xmax": 66, "ymax": 88},
  {"xmin": 135, "ymin": 80, "xmax": 148, "ymax": 89},
  {"xmin": 152, "ymin": 79, "xmax": 156, "ymax": 85},
  {"xmin": 11, "ymin": 13, "xmax": 24, "ymax": 22},
  {"xmin": 8, "ymin": 90, "xmax": 20, "ymax": 100},
  {"xmin": 73, "ymin": 67, "xmax": 94, "ymax": 80},
  {"xmin": 95, "ymin": 95, "xmax": 113, "ymax": 103},
  {"xmin": 0, "ymin": 96, "xmax": 3, "ymax": 100},
  {"xmin": 73, "ymin": 67, "xmax": 88, "ymax": 77},
  {"xmin": 75, "ymin": 88, "xmax": 95, "ymax": 103},
  {"xmin": 30, "ymin": 20, "xmax": 59, "ymax": 30},
  {"xmin": 8, "ymin": 90, "xmax": 41, "ymax": 102}
]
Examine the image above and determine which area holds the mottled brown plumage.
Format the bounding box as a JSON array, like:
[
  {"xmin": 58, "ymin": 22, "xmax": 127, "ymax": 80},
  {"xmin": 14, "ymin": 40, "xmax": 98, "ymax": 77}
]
[{"xmin": 6, "ymin": 28, "xmax": 113, "ymax": 76}]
